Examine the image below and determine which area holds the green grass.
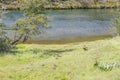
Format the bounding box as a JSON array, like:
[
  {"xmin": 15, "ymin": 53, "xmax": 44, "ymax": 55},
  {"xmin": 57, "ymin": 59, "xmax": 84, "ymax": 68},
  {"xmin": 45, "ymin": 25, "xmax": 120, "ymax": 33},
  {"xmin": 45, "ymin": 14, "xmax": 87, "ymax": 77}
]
[{"xmin": 0, "ymin": 37, "xmax": 120, "ymax": 80}]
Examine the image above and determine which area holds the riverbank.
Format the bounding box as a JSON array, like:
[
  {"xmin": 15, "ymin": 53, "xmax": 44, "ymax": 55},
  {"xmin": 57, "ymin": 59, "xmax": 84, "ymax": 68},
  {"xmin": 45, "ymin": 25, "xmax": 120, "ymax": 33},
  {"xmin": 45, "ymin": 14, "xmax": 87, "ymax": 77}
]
[
  {"xmin": 0, "ymin": 37, "xmax": 120, "ymax": 80},
  {"xmin": 0, "ymin": 1, "xmax": 120, "ymax": 10},
  {"xmin": 45, "ymin": 1, "xmax": 120, "ymax": 9}
]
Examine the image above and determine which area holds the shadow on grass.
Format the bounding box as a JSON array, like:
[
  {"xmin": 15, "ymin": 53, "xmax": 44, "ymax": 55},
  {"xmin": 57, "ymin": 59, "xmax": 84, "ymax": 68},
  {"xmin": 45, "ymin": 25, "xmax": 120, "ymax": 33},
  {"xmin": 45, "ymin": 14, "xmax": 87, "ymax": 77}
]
[
  {"xmin": 0, "ymin": 47, "xmax": 75, "ymax": 59},
  {"xmin": 28, "ymin": 48, "xmax": 75, "ymax": 58},
  {"xmin": 0, "ymin": 47, "xmax": 21, "ymax": 56},
  {"xmin": 10, "ymin": 47, "xmax": 20, "ymax": 55},
  {"xmin": 43, "ymin": 49, "xmax": 74, "ymax": 57}
]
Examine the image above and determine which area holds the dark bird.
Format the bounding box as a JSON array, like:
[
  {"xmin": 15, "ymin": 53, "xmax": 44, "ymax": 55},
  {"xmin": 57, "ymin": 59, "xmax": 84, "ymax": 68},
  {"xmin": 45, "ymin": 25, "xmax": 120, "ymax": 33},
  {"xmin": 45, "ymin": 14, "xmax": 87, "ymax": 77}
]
[
  {"xmin": 83, "ymin": 45, "xmax": 88, "ymax": 51},
  {"xmin": 41, "ymin": 63, "xmax": 45, "ymax": 66}
]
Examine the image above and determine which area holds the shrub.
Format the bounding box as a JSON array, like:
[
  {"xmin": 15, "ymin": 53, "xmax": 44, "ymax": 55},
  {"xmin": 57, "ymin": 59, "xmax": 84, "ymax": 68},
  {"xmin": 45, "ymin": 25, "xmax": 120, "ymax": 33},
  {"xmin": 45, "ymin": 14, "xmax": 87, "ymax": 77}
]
[
  {"xmin": 0, "ymin": 23, "xmax": 13, "ymax": 52},
  {"xmin": 0, "ymin": 0, "xmax": 48, "ymax": 53},
  {"xmin": 112, "ymin": 10, "xmax": 120, "ymax": 35}
]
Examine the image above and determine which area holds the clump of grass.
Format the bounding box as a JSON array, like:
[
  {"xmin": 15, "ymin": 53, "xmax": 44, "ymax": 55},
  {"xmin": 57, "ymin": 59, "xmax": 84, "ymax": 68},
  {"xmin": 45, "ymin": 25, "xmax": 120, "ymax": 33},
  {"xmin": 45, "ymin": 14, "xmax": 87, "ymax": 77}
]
[{"xmin": 94, "ymin": 61, "xmax": 120, "ymax": 71}]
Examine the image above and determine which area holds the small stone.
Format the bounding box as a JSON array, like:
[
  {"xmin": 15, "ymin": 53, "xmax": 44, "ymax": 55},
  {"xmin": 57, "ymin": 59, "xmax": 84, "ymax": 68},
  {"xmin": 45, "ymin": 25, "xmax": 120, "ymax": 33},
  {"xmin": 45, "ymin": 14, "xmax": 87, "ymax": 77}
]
[
  {"xmin": 29, "ymin": 62, "xmax": 33, "ymax": 66},
  {"xmin": 53, "ymin": 64, "xmax": 57, "ymax": 70},
  {"xmin": 83, "ymin": 45, "xmax": 88, "ymax": 51}
]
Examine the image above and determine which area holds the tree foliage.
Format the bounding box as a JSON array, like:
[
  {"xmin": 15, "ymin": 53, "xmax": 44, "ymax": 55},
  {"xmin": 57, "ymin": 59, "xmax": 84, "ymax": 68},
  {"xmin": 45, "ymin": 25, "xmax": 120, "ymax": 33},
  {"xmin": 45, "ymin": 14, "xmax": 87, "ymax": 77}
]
[
  {"xmin": 112, "ymin": 9, "xmax": 120, "ymax": 35},
  {"xmin": 0, "ymin": 23, "xmax": 12, "ymax": 52},
  {"xmin": 0, "ymin": 0, "xmax": 48, "ymax": 52}
]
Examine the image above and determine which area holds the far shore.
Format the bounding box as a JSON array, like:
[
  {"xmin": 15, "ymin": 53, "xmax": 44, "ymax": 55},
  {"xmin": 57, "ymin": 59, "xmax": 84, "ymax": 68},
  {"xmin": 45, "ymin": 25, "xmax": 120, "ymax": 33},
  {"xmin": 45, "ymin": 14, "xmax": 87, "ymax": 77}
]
[{"xmin": 0, "ymin": 4, "xmax": 119, "ymax": 10}]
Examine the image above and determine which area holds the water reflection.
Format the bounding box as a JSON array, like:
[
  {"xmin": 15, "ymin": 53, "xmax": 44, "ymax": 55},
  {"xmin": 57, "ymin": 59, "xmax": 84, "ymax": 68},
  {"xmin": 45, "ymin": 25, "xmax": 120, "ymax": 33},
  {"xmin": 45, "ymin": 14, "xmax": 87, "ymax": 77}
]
[{"xmin": 0, "ymin": 9, "xmax": 118, "ymax": 44}]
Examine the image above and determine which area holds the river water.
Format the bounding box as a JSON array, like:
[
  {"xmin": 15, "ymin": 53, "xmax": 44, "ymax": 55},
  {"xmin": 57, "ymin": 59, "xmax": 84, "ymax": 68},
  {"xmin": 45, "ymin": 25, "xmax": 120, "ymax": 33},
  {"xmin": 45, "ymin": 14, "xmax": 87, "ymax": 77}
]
[{"xmin": 0, "ymin": 9, "xmax": 118, "ymax": 44}]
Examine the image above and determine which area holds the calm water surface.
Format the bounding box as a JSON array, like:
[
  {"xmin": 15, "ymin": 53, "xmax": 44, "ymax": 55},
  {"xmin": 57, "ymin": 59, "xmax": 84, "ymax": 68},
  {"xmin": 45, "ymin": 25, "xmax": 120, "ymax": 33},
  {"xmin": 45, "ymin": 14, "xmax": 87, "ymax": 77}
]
[{"xmin": 0, "ymin": 9, "xmax": 118, "ymax": 44}]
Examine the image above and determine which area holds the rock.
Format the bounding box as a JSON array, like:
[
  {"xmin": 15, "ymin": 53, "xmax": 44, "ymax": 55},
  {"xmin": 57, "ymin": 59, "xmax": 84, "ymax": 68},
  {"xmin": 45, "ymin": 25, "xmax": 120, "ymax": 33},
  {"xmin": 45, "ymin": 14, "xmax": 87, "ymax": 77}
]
[{"xmin": 83, "ymin": 45, "xmax": 88, "ymax": 51}]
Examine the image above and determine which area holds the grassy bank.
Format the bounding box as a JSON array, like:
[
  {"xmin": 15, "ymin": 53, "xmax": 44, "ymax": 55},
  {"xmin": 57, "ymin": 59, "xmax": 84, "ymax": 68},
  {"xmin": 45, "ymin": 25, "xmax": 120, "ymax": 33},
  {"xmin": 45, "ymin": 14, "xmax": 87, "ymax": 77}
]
[
  {"xmin": 0, "ymin": 37, "xmax": 120, "ymax": 80},
  {"xmin": 45, "ymin": 1, "xmax": 120, "ymax": 9},
  {"xmin": 0, "ymin": 0, "xmax": 120, "ymax": 10}
]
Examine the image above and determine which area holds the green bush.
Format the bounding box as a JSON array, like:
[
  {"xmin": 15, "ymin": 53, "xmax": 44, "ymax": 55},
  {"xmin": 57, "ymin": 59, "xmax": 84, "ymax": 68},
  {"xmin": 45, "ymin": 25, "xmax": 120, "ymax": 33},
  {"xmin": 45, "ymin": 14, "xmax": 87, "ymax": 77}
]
[
  {"xmin": 0, "ymin": 0, "xmax": 48, "ymax": 53},
  {"xmin": 0, "ymin": 38, "xmax": 12, "ymax": 52},
  {"xmin": 0, "ymin": 23, "xmax": 13, "ymax": 52},
  {"xmin": 112, "ymin": 17, "xmax": 120, "ymax": 35},
  {"xmin": 112, "ymin": 10, "xmax": 120, "ymax": 35}
]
